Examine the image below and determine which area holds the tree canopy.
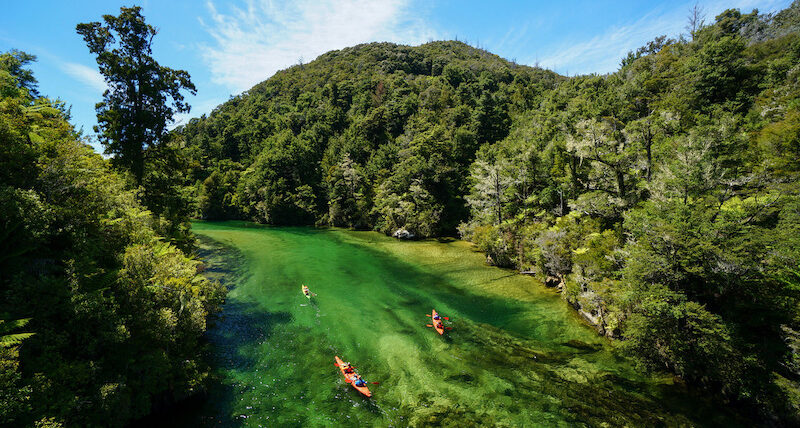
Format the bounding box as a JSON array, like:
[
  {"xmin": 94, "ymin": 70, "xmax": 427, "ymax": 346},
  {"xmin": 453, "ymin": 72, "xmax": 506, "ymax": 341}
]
[
  {"xmin": 0, "ymin": 47, "xmax": 222, "ymax": 428},
  {"xmin": 77, "ymin": 6, "xmax": 195, "ymax": 185},
  {"xmin": 2, "ymin": 1, "xmax": 800, "ymax": 425}
]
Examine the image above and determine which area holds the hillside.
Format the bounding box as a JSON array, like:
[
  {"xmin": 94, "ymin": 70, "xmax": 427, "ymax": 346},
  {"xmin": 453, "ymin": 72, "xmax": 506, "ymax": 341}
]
[{"xmin": 177, "ymin": 40, "xmax": 561, "ymax": 234}]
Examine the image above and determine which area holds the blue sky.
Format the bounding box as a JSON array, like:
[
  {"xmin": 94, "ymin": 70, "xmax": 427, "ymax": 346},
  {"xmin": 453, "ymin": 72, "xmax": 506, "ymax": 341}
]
[{"xmin": 1, "ymin": 0, "xmax": 793, "ymax": 152}]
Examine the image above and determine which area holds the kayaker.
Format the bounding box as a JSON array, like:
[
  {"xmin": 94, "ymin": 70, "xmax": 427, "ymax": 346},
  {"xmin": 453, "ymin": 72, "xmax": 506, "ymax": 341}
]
[
  {"xmin": 342, "ymin": 362, "xmax": 354, "ymax": 373},
  {"xmin": 433, "ymin": 313, "xmax": 441, "ymax": 320},
  {"xmin": 353, "ymin": 375, "xmax": 367, "ymax": 387}
]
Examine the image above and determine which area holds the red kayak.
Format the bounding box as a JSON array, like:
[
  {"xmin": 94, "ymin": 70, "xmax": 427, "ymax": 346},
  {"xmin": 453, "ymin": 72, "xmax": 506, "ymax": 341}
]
[{"xmin": 334, "ymin": 356, "xmax": 372, "ymax": 397}]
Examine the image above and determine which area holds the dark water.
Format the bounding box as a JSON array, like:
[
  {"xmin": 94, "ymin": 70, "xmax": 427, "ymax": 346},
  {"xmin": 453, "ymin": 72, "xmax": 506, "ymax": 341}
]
[{"xmin": 184, "ymin": 221, "xmax": 742, "ymax": 427}]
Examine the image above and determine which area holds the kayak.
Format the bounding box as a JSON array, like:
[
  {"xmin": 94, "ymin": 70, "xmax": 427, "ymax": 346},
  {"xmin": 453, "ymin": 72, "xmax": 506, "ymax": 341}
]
[
  {"xmin": 432, "ymin": 309, "xmax": 445, "ymax": 335},
  {"xmin": 301, "ymin": 284, "xmax": 312, "ymax": 299},
  {"xmin": 334, "ymin": 356, "xmax": 372, "ymax": 397}
]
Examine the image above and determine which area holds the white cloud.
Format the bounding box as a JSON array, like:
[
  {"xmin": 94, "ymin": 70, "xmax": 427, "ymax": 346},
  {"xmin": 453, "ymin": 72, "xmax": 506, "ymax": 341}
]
[
  {"xmin": 537, "ymin": 0, "xmax": 793, "ymax": 75},
  {"xmin": 60, "ymin": 62, "xmax": 106, "ymax": 93},
  {"xmin": 201, "ymin": 0, "xmax": 437, "ymax": 93}
]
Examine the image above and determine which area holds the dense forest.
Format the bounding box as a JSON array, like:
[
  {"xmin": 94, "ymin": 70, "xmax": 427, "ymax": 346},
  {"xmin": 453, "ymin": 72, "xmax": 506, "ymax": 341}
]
[
  {"xmin": 173, "ymin": 2, "xmax": 800, "ymax": 422},
  {"xmin": 0, "ymin": 22, "xmax": 224, "ymax": 428},
  {"xmin": 2, "ymin": 1, "xmax": 800, "ymax": 426}
]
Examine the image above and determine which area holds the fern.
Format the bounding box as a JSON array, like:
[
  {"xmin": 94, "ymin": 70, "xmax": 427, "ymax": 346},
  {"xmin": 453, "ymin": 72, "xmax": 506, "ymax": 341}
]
[
  {"xmin": 0, "ymin": 318, "xmax": 35, "ymax": 348},
  {"xmin": 0, "ymin": 332, "xmax": 35, "ymax": 348}
]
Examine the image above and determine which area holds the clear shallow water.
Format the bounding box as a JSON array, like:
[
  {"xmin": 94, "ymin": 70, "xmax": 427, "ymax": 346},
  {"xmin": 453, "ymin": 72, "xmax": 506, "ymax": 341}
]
[{"xmin": 187, "ymin": 221, "xmax": 743, "ymax": 427}]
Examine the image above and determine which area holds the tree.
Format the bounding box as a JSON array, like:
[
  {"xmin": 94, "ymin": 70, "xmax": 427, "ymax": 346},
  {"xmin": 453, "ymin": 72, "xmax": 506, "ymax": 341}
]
[
  {"xmin": 0, "ymin": 53, "xmax": 225, "ymax": 426},
  {"xmin": 466, "ymin": 157, "xmax": 518, "ymax": 225},
  {"xmin": 686, "ymin": 3, "xmax": 706, "ymax": 40},
  {"xmin": 327, "ymin": 153, "xmax": 368, "ymax": 228},
  {"xmin": 567, "ymin": 117, "xmax": 643, "ymax": 219},
  {"xmin": 77, "ymin": 6, "xmax": 195, "ymax": 184},
  {"xmin": 0, "ymin": 50, "xmax": 38, "ymax": 96}
]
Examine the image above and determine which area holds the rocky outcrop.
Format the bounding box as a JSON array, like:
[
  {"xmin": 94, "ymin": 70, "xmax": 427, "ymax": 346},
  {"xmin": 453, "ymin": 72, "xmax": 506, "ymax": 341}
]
[
  {"xmin": 544, "ymin": 275, "xmax": 565, "ymax": 291},
  {"xmin": 392, "ymin": 228, "xmax": 415, "ymax": 239}
]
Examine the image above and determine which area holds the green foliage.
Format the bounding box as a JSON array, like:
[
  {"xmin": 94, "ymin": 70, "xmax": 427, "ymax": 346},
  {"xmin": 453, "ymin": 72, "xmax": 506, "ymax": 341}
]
[
  {"xmin": 621, "ymin": 285, "xmax": 740, "ymax": 389},
  {"xmin": 453, "ymin": 4, "xmax": 800, "ymax": 422},
  {"xmin": 176, "ymin": 40, "xmax": 560, "ymax": 237},
  {"xmin": 198, "ymin": 168, "xmax": 241, "ymax": 220},
  {"xmin": 1, "ymin": 0, "xmax": 792, "ymax": 423},
  {"xmin": 0, "ymin": 347, "xmax": 31, "ymax": 426},
  {"xmin": 76, "ymin": 6, "xmax": 196, "ymax": 184},
  {"xmin": 237, "ymin": 129, "xmax": 321, "ymax": 224},
  {"xmin": 0, "ymin": 318, "xmax": 35, "ymax": 348},
  {"xmin": 327, "ymin": 153, "xmax": 369, "ymax": 228},
  {"xmin": 0, "ymin": 50, "xmax": 38, "ymax": 98},
  {"xmin": 0, "ymin": 50, "xmax": 224, "ymax": 427}
]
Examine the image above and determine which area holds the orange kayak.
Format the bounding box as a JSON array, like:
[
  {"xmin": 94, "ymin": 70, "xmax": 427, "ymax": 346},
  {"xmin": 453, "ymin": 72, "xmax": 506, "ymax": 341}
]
[
  {"xmin": 334, "ymin": 356, "xmax": 371, "ymax": 397},
  {"xmin": 432, "ymin": 309, "xmax": 445, "ymax": 335}
]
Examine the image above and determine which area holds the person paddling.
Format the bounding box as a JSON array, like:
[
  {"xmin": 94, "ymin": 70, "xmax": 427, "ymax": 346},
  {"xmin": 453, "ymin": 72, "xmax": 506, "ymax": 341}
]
[
  {"xmin": 427, "ymin": 309, "xmax": 449, "ymax": 335},
  {"xmin": 334, "ymin": 356, "xmax": 373, "ymax": 397},
  {"xmin": 433, "ymin": 313, "xmax": 442, "ymax": 329},
  {"xmin": 353, "ymin": 374, "xmax": 367, "ymax": 387}
]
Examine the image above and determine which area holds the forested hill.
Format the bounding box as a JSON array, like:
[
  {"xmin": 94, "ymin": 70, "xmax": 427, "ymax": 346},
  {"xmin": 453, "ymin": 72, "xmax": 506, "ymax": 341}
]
[
  {"xmin": 177, "ymin": 3, "xmax": 800, "ymax": 422},
  {"xmin": 177, "ymin": 40, "xmax": 561, "ymax": 234}
]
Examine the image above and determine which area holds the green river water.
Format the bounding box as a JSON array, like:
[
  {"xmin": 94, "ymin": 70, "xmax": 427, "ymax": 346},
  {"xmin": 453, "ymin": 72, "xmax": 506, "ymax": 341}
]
[{"xmin": 185, "ymin": 221, "xmax": 742, "ymax": 427}]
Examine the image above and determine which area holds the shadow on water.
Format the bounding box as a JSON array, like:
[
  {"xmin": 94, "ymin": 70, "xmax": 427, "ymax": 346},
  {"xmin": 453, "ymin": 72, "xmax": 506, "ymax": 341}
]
[
  {"xmin": 130, "ymin": 234, "xmax": 293, "ymax": 428},
  {"xmin": 198, "ymin": 302, "xmax": 293, "ymax": 427},
  {"xmin": 197, "ymin": 234, "xmax": 298, "ymax": 427}
]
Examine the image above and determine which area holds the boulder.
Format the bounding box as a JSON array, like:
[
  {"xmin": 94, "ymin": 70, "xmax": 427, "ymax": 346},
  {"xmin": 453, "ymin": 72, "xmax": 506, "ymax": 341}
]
[
  {"xmin": 392, "ymin": 228, "xmax": 415, "ymax": 239},
  {"xmin": 545, "ymin": 275, "xmax": 565, "ymax": 291}
]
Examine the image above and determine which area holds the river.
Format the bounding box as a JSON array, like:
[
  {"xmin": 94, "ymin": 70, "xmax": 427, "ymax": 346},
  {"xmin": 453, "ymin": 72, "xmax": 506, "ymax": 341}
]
[{"xmin": 181, "ymin": 221, "xmax": 741, "ymax": 427}]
